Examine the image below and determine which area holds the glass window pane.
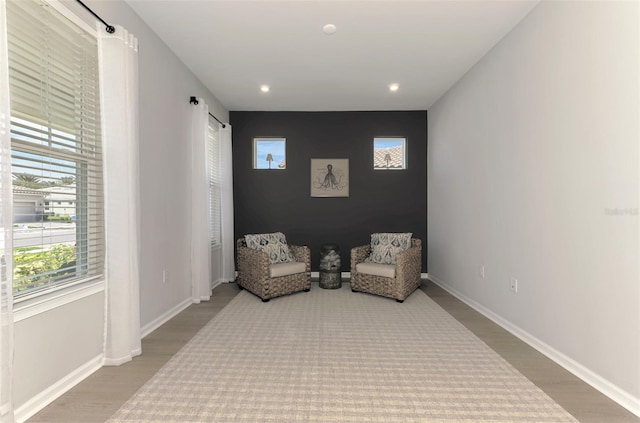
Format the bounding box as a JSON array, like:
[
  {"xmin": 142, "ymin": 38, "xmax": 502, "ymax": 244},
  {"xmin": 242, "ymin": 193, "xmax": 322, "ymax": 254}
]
[
  {"xmin": 11, "ymin": 146, "xmax": 81, "ymax": 294},
  {"xmin": 254, "ymin": 138, "xmax": 286, "ymax": 169},
  {"xmin": 374, "ymin": 137, "xmax": 406, "ymax": 170}
]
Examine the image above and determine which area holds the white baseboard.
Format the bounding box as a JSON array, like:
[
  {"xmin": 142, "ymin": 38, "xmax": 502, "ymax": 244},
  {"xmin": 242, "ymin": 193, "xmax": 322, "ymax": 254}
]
[
  {"xmin": 140, "ymin": 297, "xmax": 192, "ymax": 339},
  {"xmin": 211, "ymin": 279, "xmax": 223, "ymax": 291},
  {"xmin": 427, "ymin": 273, "xmax": 640, "ymax": 418},
  {"xmin": 311, "ymin": 271, "xmax": 350, "ymax": 279},
  {"xmin": 103, "ymin": 353, "xmax": 134, "ymax": 367},
  {"xmin": 308, "ymin": 272, "xmax": 428, "ymax": 280},
  {"xmin": 15, "ymin": 354, "xmax": 103, "ymax": 423}
]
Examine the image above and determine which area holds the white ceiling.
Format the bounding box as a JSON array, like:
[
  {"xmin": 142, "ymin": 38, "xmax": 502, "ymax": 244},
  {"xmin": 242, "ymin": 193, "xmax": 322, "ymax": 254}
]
[{"xmin": 126, "ymin": 0, "xmax": 538, "ymax": 111}]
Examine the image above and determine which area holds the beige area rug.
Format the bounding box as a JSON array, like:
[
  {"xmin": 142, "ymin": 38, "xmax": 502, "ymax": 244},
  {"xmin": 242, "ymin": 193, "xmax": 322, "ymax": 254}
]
[{"xmin": 108, "ymin": 284, "xmax": 577, "ymax": 422}]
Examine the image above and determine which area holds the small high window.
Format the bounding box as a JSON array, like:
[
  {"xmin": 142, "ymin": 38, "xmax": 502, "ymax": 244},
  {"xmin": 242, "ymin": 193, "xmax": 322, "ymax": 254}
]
[
  {"xmin": 373, "ymin": 137, "xmax": 406, "ymax": 170},
  {"xmin": 254, "ymin": 138, "xmax": 286, "ymax": 169}
]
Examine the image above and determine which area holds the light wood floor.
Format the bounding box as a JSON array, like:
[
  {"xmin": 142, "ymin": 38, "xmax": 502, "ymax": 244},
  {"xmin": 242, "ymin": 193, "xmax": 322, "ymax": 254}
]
[{"xmin": 29, "ymin": 280, "xmax": 639, "ymax": 422}]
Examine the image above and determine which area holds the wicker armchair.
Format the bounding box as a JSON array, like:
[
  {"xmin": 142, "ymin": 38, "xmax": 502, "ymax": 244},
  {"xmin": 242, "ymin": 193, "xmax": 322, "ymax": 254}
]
[
  {"xmin": 350, "ymin": 238, "xmax": 422, "ymax": 302},
  {"xmin": 236, "ymin": 238, "xmax": 311, "ymax": 302}
]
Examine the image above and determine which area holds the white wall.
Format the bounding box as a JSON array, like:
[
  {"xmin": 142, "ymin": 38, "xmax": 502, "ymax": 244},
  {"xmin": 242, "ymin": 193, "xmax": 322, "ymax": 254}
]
[
  {"xmin": 14, "ymin": 0, "xmax": 228, "ymax": 416},
  {"xmin": 428, "ymin": 0, "xmax": 639, "ymax": 414},
  {"xmin": 14, "ymin": 291, "xmax": 104, "ymax": 411}
]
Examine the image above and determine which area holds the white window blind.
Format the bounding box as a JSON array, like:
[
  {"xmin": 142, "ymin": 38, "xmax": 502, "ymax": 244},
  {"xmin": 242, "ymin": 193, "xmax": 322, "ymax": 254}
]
[
  {"xmin": 207, "ymin": 118, "xmax": 221, "ymax": 246},
  {"xmin": 6, "ymin": 0, "xmax": 104, "ymax": 297}
]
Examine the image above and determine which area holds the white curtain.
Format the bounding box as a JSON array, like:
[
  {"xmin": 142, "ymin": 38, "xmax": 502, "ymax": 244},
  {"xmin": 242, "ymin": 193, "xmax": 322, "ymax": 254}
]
[
  {"xmin": 219, "ymin": 124, "xmax": 235, "ymax": 282},
  {"xmin": 0, "ymin": 1, "xmax": 15, "ymax": 420},
  {"xmin": 98, "ymin": 26, "xmax": 142, "ymax": 366},
  {"xmin": 190, "ymin": 99, "xmax": 211, "ymax": 302}
]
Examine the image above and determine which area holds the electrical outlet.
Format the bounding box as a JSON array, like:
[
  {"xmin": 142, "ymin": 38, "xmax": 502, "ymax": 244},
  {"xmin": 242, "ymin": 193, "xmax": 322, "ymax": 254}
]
[
  {"xmin": 163, "ymin": 270, "xmax": 168, "ymax": 284},
  {"xmin": 479, "ymin": 265, "xmax": 485, "ymax": 279},
  {"xmin": 510, "ymin": 277, "xmax": 518, "ymax": 293}
]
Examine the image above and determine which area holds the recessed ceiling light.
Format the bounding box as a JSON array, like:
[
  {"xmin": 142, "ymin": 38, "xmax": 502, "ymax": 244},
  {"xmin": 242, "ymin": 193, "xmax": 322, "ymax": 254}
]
[
  {"xmin": 389, "ymin": 83, "xmax": 400, "ymax": 92},
  {"xmin": 323, "ymin": 24, "xmax": 337, "ymax": 35},
  {"xmin": 260, "ymin": 85, "xmax": 270, "ymax": 93}
]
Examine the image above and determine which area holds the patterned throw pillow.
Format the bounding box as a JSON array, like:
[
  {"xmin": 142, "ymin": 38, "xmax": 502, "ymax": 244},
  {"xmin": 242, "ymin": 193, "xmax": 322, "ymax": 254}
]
[
  {"xmin": 244, "ymin": 232, "xmax": 295, "ymax": 264},
  {"xmin": 366, "ymin": 232, "xmax": 413, "ymax": 265}
]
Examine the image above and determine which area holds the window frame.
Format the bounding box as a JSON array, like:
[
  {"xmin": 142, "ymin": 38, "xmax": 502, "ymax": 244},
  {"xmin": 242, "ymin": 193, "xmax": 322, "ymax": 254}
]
[
  {"xmin": 373, "ymin": 137, "xmax": 407, "ymax": 170},
  {"xmin": 7, "ymin": 0, "xmax": 105, "ymax": 303},
  {"xmin": 253, "ymin": 137, "xmax": 286, "ymax": 170}
]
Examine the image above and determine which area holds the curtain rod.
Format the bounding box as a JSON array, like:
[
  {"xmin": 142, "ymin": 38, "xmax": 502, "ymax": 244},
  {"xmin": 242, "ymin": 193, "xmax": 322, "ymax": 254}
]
[
  {"xmin": 75, "ymin": 0, "xmax": 115, "ymax": 33},
  {"xmin": 190, "ymin": 96, "xmax": 226, "ymax": 128}
]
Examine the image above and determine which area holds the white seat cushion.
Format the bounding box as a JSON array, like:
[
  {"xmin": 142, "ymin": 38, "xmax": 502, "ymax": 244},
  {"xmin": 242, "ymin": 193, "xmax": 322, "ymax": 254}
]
[
  {"xmin": 356, "ymin": 262, "xmax": 396, "ymax": 278},
  {"xmin": 269, "ymin": 261, "xmax": 306, "ymax": 278}
]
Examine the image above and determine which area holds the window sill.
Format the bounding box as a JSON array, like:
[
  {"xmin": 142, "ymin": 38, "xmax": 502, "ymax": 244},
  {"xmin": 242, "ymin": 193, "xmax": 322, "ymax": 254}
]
[{"xmin": 14, "ymin": 278, "xmax": 105, "ymax": 322}]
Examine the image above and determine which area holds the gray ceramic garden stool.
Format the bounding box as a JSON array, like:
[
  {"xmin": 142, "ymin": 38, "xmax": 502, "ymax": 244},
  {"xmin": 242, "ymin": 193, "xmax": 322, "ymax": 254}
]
[{"xmin": 319, "ymin": 244, "xmax": 342, "ymax": 289}]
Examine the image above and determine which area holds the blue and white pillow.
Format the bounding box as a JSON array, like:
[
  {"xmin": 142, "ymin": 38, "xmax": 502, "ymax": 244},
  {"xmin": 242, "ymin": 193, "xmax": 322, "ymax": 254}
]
[
  {"xmin": 244, "ymin": 232, "xmax": 295, "ymax": 264},
  {"xmin": 366, "ymin": 232, "xmax": 412, "ymax": 265}
]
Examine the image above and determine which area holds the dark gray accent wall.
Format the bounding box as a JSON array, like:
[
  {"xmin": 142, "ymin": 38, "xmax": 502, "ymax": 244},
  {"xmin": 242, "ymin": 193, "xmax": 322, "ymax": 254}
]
[{"xmin": 230, "ymin": 111, "xmax": 427, "ymax": 272}]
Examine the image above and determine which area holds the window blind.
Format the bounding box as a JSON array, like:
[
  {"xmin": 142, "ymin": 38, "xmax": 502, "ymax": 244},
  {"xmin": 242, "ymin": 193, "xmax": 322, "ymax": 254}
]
[
  {"xmin": 207, "ymin": 118, "xmax": 221, "ymax": 246},
  {"xmin": 6, "ymin": 0, "xmax": 104, "ymax": 297}
]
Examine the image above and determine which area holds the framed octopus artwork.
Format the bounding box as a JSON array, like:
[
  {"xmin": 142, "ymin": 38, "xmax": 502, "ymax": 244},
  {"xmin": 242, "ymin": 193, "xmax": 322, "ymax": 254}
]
[{"xmin": 310, "ymin": 158, "xmax": 349, "ymax": 197}]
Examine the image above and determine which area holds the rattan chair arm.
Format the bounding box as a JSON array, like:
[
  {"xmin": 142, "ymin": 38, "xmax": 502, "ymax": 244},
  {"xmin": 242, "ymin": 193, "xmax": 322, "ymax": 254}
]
[
  {"xmin": 290, "ymin": 245, "xmax": 311, "ymax": 273},
  {"xmin": 237, "ymin": 245, "xmax": 270, "ymax": 281},
  {"xmin": 350, "ymin": 244, "xmax": 371, "ymax": 274},
  {"xmin": 395, "ymin": 244, "xmax": 422, "ymax": 282}
]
